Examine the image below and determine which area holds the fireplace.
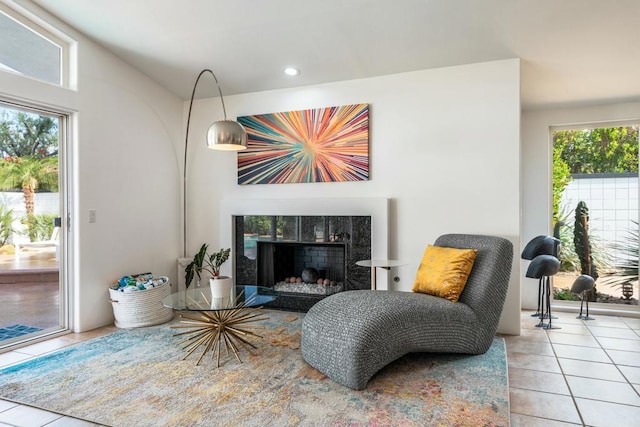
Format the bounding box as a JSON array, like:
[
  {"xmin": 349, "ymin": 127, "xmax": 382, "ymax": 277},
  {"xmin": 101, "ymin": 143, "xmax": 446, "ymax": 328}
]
[{"xmin": 234, "ymin": 215, "xmax": 371, "ymax": 311}]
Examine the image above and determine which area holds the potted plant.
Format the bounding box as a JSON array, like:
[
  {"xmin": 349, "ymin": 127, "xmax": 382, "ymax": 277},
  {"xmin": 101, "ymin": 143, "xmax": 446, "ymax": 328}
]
[
  {"xmin": 184, "ymin": 243, "xmax": 208, "ymax": 289},
  {"xmin": 185, "ymin": 244, "xmax": 232, "ymax": 298}
]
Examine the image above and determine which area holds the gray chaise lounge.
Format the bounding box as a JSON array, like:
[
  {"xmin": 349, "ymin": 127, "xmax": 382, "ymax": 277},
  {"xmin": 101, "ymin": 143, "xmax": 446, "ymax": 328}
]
[{"xmin": 301, "ymin": 233, "xmax": 513, "ymax": 390}]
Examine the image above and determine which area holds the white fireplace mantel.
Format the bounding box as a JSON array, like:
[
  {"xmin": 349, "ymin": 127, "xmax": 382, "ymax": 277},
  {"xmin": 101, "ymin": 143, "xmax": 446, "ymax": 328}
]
[{"xmin": 219, "ymin": 197, "xmax": 390, "ymax": 290}]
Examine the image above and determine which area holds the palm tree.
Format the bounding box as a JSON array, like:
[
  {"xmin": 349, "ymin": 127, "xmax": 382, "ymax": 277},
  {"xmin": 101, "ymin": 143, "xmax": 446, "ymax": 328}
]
[{"xmin": 0, "ymin": 156, "xmax": 58, "ymax": 219}]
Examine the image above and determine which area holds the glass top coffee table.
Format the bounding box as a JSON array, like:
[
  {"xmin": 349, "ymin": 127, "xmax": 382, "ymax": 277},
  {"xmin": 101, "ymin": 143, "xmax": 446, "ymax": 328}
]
[{"xmin": 162, "ymin": 285, "xmax": 278, "ymax": 366}]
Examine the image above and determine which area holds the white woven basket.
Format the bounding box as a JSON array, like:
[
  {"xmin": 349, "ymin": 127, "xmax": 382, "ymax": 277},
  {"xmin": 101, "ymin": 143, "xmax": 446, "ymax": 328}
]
[{"xmin": 109, "ymin": 280, "xmax": 174, "ymax": 328}]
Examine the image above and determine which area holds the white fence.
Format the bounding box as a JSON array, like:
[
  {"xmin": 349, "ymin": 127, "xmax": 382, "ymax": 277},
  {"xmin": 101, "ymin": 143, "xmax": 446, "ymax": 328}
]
[
  {"xmin": 560, "ymin": 173, "xmax": 638, "ymax": 263},
  {"xmin": 0, "ymin": 192, "xmax": 59, "ymax": 244}
]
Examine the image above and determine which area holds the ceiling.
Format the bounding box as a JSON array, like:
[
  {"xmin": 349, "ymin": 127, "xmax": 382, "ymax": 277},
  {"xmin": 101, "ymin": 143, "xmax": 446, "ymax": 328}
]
[{"xmin": 28, "ymin": 0, "xmax": 640, "ymax": 109}]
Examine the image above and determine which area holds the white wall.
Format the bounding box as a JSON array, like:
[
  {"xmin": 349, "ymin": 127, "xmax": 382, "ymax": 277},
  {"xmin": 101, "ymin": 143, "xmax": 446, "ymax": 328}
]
[
  {"xmin": 1, "ymin": 1, "xmax": 183, "ymax": 331},
  {"xmin": 186, "ymin": 59, "xmax": 522, "ymax": 334},
  {"xmin": 522, "ymin": 102, "xmax": 640, "ymax": 309}
]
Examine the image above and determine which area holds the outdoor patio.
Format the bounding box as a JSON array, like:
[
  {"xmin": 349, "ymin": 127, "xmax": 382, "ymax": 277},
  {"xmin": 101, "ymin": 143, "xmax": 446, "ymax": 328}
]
[{"xmin": 0, "ymin": 247, "xmax": 59, "ymax": 341}]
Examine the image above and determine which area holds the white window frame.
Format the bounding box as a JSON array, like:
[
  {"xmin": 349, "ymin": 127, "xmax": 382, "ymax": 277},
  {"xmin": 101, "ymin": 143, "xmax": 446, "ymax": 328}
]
[
  {"xmin": 0, "ymin": 97, "xmax": 73, "ymax": 346},
  {"xmin": 0, "ymin": 1, "xmax": 72, "ymax": 88},
  {"xmin": 549, "ymin": 119, "xmax": 640, "ymax": 317}
]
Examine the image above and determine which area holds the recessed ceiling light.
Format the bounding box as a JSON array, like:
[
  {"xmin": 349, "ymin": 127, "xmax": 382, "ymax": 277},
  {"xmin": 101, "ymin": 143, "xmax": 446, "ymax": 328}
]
[{"xmin": 284, "ymin": 67, "xmax": 300, "ymax": 76}]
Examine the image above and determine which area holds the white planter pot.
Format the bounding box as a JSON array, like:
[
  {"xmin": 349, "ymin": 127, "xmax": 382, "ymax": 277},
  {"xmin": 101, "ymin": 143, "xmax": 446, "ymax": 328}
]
[
  {"xmin": 210, "ymin": 276, "xmax": 233, "ymax": 299},
  {"xmin": 210, "ymin": 297, "xmax": 228, "ymax": 309}
]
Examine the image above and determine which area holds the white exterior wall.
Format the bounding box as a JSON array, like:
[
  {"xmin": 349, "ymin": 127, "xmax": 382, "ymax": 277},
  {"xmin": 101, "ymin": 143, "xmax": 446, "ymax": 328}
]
[
  {"xmin": 0, "ymin": 192, "xmax": 59, "ymax": 216},
  {"xmin": 0, "ymin": 191, "xmax": 59, "ymax": 242},
  {"xmin": 561, "ymin": 175, "xmax": 639, "ymax": 262}
]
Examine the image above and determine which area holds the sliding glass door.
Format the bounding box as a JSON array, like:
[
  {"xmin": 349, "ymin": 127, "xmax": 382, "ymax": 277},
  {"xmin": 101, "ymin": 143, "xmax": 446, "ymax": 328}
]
[{"xmin": 0, "ymin": 101, "xmax": 68, "ymax": 348}]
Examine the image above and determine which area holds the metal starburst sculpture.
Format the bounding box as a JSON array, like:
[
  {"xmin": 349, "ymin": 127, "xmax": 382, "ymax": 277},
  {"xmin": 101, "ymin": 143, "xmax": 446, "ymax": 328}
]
[{"xmin": 171, "ymin": 291, "xmax": 267, "ymax": 367}]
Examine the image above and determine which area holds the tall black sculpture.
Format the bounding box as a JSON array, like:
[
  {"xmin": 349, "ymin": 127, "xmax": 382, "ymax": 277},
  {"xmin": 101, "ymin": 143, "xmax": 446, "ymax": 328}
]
[{"xmin": 522, "ymin": 235, "xmax": 561, "ymax": 318}]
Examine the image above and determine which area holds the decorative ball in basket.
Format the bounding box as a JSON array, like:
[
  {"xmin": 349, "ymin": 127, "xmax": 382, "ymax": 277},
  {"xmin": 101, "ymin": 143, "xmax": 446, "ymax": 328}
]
[{"xmin": 109, "ymin": 273, "xmax": 174, "ymax": 328}]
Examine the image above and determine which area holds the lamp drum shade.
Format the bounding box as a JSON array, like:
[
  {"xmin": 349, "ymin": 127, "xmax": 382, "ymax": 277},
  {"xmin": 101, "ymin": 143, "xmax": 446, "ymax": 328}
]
[{"xmin": 207, "ymin": 120, "xmax": 247, "ymax": 150}]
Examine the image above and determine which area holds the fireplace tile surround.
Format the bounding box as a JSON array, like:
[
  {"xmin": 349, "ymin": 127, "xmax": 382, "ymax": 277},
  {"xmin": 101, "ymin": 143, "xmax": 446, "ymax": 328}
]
[
  {"xmin": 234, "ymin": 215, "xmax": 371, "ymax": 311},
  {"xmin": 219, "ymin": 198, "xmax": 390, "ymax": 312}
]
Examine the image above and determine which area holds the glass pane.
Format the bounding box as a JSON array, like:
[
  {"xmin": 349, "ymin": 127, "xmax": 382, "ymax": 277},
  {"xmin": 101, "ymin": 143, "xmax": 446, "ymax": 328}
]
[
  {"xmin": 0, "ymin": 104, "xmax": 62, "ymax": 347},
  {"xmin": 0, "ymin": 11, "xmax": 61, "ymax": 85},
  {"xmin": 281, "ymin": 216, "xmax": 299, "ymax": 241},
  {"xmin": 552, "ymin": 126, "xmax": 639, "ymax": 307}
]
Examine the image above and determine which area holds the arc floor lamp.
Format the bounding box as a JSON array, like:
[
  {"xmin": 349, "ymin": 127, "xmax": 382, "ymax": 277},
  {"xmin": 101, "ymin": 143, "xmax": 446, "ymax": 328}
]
[{"xmin": 183, "ymin": 69, "xmax": 247, "ymax": 258}]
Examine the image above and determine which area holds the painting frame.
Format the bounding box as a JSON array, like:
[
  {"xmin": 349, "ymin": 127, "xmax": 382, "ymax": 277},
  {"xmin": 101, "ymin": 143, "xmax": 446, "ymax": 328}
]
[{"xmin": 237, "ymin": 103, "xmax": 369, "ymax": 185}]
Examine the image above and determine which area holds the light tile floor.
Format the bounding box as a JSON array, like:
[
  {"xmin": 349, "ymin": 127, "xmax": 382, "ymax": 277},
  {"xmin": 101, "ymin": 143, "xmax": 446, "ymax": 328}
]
[
  {"xmin": 508, "ymin": 310, "xmax": 640, "ymax": 427},
  {"xmin": 0, "ymin": 310, "xmax": 639, "ymax": 426}
]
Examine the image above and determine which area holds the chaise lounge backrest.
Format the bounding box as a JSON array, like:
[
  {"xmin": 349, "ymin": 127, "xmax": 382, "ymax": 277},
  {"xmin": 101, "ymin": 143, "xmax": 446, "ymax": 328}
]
[{"xmin": 434, "ymin": 234, "xmax": 513, "ymax": 347}]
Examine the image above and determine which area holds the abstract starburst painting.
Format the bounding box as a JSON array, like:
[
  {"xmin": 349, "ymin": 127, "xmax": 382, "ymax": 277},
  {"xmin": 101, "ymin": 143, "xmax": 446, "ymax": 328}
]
[{"xmin": 237, "ymin": 103, "xmax": 369, "ymax": 184}]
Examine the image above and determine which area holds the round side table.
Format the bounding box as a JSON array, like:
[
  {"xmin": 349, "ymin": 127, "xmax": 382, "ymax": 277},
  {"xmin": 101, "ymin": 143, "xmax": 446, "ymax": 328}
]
[{"xmin": 356, "ymin": 259, "xmax": 406, "ymax": 290}]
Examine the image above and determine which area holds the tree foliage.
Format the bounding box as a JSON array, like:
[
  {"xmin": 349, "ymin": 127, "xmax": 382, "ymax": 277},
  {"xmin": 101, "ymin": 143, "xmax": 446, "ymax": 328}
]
[
  {"xmin": 243, "ymin": 215, "xmax": 284, "ymax": 236},
  {"xmin": 552, "ymin": 149, "xmax": 572, "ymax": 223},
  {"xmin": 0, "ymin": 205, "xmax": 15, "ymax": 246},
  {"xmin": 0, "ymin": 109, "xmax": 58, "ymax": 159},
  {"xmin": 552, "ymin": 126, "xmax": 638, "ymax": 223},
  {"xmin": 22, "ymin": 213, "xmax": 56, "ymax": 242},
  {"xmin": 0, "ymin": 109, "xmax": 59, "ymax": 243},
  {"xmin": 553, "ymin": 126, "xmax": 639, "ymax": 174},
  {"xmin": 0, "ymin": 156, "xmax": 58, "ymax": 217}
]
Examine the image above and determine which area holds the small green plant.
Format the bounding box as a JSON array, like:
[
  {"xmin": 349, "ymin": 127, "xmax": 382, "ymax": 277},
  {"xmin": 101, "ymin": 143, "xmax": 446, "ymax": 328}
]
[
  {"xmin": 553, "ymin": 287, "xmax": 581, "ymax": 301},
  {"xmin": 0, "ymin": 205, "xmax": 15, "ymax": 246},
  {"xmin": 601, "ymin": 220, "xmax": 638, "ymax": 296},
  {"xmin": 184, "ymin": 244, "xmax": 231, "ymax": 288},
  {"xmin": 21, "ymin": 213, "xmax": 56, "ymax": 242},
  {"xmin": 555, "ymin": 205, "xmax": 579, "ymax": 271}
]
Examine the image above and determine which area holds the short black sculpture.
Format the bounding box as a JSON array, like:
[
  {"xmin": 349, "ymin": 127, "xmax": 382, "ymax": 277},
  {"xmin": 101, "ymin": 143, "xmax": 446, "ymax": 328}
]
[{"xmin": 571, "ymin": 274, "xmax": 595, "ymax": 320}]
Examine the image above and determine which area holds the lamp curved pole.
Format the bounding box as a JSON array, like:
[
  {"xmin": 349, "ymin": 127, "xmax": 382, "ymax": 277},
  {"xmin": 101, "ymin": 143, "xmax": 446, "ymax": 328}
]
[{"xmin": 183, "ymin": 69, "xmax": 228, "ymax": 258}]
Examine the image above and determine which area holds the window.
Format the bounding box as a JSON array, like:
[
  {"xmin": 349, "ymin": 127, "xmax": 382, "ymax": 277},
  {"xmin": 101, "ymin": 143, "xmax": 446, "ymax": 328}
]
[
  {"xmin": 551, "ymin": 124, "xmax": 639, "ymax": 309},
  {"xmin": 0, "ymin": 4, "xmax": 69, "ymax": 86},
  {"xmin": 0, "ymin": 4, "xmax": 72, "ymax": 349}
]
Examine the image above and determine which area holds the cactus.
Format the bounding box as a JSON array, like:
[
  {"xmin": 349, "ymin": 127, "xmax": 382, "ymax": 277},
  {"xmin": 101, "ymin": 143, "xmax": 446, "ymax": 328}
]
[{"xmin": 573, "ymin": 201, "xmax": 598, "ymax": 300}]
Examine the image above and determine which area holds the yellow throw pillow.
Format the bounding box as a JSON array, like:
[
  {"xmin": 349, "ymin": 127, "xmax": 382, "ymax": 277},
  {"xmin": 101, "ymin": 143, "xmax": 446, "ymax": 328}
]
[{"xmin": 412, "ymin": 245, "xmax": 478, "ymax": 302}]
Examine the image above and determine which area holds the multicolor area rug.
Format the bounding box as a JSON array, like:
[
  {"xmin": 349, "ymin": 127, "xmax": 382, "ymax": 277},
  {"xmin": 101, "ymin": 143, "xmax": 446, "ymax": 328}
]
[{"xmin": 0, "ymin": 311, "xmax": 509, "ymax": 426}]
